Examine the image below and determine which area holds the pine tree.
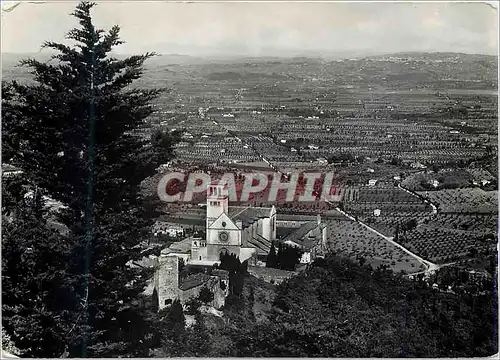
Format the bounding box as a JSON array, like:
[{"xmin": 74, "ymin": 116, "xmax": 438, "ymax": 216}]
[
  {"xmin": 2, "ymin": 1, "xmax": 177, "ymax": 357},
  {"xmin": 165, "ymin": 299, "xmax": 186, "ymax": 334},
  {"xmin": 276, "ymin": 242, "xmax": 284, "ymax": 269},
  {"xmin": 197, "ymin": 286, "xmax": 214, "ymax": 305},
  {"xmin": 275, "ymin": 243, "xmax": 302, "ymax": 271},
  {"xmin": 188, "ymin": 312, "xmax": 211, "ymax": 356},
  {"xmin": 266, "ymin": 242, "xmax": 278, "ymax": 268},
  {"xmin": 1, "ymin": 183, "xmax": 78, "ymax": 357},
  {"xmin": 219, "ymin": 253, "xmax": 245, "ymax": 296}
]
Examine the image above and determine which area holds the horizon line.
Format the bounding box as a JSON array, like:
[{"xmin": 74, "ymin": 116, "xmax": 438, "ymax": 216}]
[{"xmin": 2, "ymin": 50, "xmax": 498, "ymax": 57}]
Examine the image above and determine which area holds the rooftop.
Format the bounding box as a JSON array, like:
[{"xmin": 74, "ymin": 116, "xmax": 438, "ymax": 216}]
[
  {"xmin": 247, "ymin": 265, "xmax": 296, "ymax": 278},
  {"xmin": 229, "ymin": 206, "xmax": 273, "ymax": 227},
  {"xmin": 162, "ymin": 237, "xmax": 193, "ymax": 254},
  {"xmin": 179, "ymin": 273, "xmax": 211, "ymax": 291},
  {"xmin": 283, "ymin": 221, "xmax": 325, "ymax": 250}
]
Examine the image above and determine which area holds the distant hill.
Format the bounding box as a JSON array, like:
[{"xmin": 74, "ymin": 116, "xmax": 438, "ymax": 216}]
[
  {"xmin": 3, "ymin": 51, "xmax": 496, "ymax": 88},
  {"xmin": 205, "ymin": 71, "xmax": 290, "ymax": 81},
  {"xmin": 2, "ymin": 52, "xmax": 53, "ymax": 67},
  {"xmin": 3, "ymin": 51, "xmax": 496, "ymax": 67},
  {"xmin": 362, "ymin": 52, "xmax": 498, "ymax": 62}
]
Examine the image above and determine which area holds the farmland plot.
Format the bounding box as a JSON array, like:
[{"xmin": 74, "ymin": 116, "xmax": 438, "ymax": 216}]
[
  {"xmin": 343, "ymin": 186, "xmax": 433, "ymax": 236},
  {"xmin": 401, "ymin": 169, "xmax": 475, "ymax": 190},
  {"xmin": 417, "ymin": 188, "xmax": 498, "ymax": 213},
  {"xmin": 326, "ymin": 218, "xmax": 425, "ymax": 273},
  {"xmin": 400, "ymin": 224, "xmax": 497, "ymax": 263},
  {"xmin": 425, "ymin": 213, "xmax": 497, "ymax": 234}
]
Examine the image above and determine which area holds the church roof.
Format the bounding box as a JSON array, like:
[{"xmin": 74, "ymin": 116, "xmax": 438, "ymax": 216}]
[
  {"xmin": 276, "ymin": 214, "xmax": 317, "ymax": 222},
  {"xmin": 228, "ymin": 206, "xmax": 272, "ymax": 228},
  {"xmin": 163, "ymin": 237, "xmax": 192, "ymax": 254},
  {"xmin": 282, "ymin": 221, "xmax": 323, "ymax": 250},
  {"xmin": 247, "ymin": 234, "xmax": 272, "ymax": 255}
]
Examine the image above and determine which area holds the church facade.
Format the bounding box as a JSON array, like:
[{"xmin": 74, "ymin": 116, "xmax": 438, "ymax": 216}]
[
  {"xmin": 189, "ymin": 183, "xmax": 277, "ymax": 266},
  {"xmin": 153, "ymin": 183, "xmax": 327, "ymax": 309}
]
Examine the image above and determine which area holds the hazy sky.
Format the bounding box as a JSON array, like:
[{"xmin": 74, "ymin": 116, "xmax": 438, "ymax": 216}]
[{"xmin": 1, "ymin": 1, "xmax": 498, "ymax": 57}]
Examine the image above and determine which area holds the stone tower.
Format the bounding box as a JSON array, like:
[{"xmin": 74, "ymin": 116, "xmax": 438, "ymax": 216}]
[
  {"xmin": 206, "ymin": 183, "xmax": 229, "ymax": 227},
  {"xmin": 154, "ymin": 254, "xmax": 179, "ymax": 310}
]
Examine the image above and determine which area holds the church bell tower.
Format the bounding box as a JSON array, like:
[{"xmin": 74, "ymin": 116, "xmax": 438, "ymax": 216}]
[{"xmin": 206, "ymin": 183, "xmax": 229, "ymax": 227}]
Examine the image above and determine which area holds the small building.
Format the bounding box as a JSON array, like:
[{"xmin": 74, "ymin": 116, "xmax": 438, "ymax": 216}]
[
  {"xmin": 481, "ymin": 179, "xmax": 491, "ymax": 186},
  {"xmin": 282, "ymin": 215, "xmax": 327, "ymax": 264},
  {"xmin": 410, "ymin": 162, "xmax": 427, "ymax": 169},
  {"xmin": 317, "ymin": 157, "xmax": 328, "ymax": 165},
  {"xmin": 373, "ymin": 209, "xmax": 381, "ymax": 217},
  {"xmin": 153, "ymin": 222, "xmax": 184, "ymax": 237},
  {"xmin": 154, "ymin": 254, "xmax": 229, "ymax": 310},
  {"xmin": 368, "ymin": 179, "xmax": 378, "ymax": 186}
]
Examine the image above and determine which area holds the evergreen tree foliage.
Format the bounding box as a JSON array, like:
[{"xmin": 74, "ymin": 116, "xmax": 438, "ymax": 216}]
[
  {"xmin": 2, "ymin": 182, "xmax": 78, "ymax": 357},
  {"xmin": 2, "ymin": 1, "xmax": 177, "ymax": 357},
  {"xmin": 148, "ymin": 257, "xmax": 497, "ymax": 357},
  {"xmin": 185, "ymin": 297, "xmax": 202, "ymax": 315},
  {"xmin": 219, "ymin": 253, "xmax": 246, "ymax": 296},
  {"xmin": 197, "ymin": 287, "xmax": 214, "ymax": 305},
  {"xmin": 229, "ymin": 254, "xmax": 498, "ymax": 357},
  {"xmin": 275, "ymin": 242, "xmax": 302, "ymax": 271},
  {"xmin": 266, "ymin": 242, "xmax": 278, "ymax": 268},
  {"xmin": 165, "ymin": 299, "xmax": 186, "ymax": 334},
  {"xmin": 186, "ymin": 312, "xmax": 211, "ymax": 356}
]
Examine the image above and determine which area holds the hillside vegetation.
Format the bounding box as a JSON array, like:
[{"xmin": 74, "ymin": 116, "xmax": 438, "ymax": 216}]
[{"xmin": 186, "ymin": 255, "xmax": 497, "ymax": 357}]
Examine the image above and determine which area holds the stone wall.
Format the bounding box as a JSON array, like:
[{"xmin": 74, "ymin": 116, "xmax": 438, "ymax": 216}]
[
  {"xmin": 179, "ymin": 275, "xmax": 228, "ymax": 309},
  {"xmin": 155, "ymin": 255, "xmax": 180, "ymax": 310},
  {"xmin": 248, "ymin": 266, "xmax": 296, "ymax": 285}
]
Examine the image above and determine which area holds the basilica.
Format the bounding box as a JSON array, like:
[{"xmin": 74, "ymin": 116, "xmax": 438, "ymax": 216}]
[
  {"xmin": 189, "ymin": 182, "xmax": 277, "ymax": 265},
  {"xmin": 153, "ymin": 183, "xmax": 327, "ymax": 309}
]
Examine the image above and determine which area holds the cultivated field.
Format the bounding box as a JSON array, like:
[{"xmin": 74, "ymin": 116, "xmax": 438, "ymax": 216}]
[
  {"xmin": 417, "ymin": 188, "xmax": 498, "ymax": 213},
  {"xmin": 424, "ymin": 213, "xmax": 497, "ymax": 234},
  {"xmin": 401, "ymin": 168, "xmax": 496, "ymax": 191},
  {"xmin": 399, "ymin": 224, "xmax": 496, "ymax": 263},
  {"xmin": 326, "ymin": 218, "xmax": 425, "ymax": 273},
  {"xmin": 343, "ymin": 186, "xmax": 433, "ymax": 236}
]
